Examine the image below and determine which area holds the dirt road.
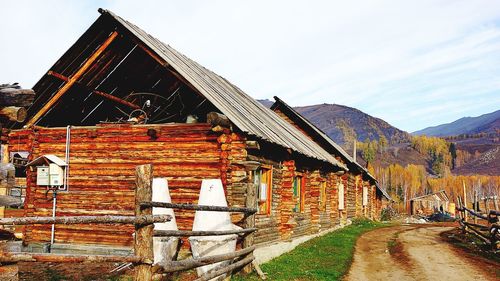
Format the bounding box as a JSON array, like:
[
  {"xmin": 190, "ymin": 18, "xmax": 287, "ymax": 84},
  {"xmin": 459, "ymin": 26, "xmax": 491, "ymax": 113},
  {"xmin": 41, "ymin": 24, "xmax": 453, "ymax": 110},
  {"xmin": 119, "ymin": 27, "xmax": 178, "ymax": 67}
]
[{"xmin": 345, "ymin": 225, "xmax": 495, "ymax": 281}]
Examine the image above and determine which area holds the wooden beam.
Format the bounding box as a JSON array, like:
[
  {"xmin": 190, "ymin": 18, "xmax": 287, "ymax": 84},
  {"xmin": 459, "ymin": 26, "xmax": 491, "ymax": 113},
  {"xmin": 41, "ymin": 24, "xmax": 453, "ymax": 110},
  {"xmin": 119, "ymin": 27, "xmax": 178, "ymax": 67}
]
[
  {"xmin": 207, "ymin": 112, "xmax": 231, "ymax": 128},
  {"xmin": 0, "ymin": 106, "xmax": 27, "ymax": 122},
  {"xmin": 134, "ymin": 164, "xmax": 154, "ymax": 281},
  {"xmin": 47, "ymin": 70, "xmax": 69, "ymax": 82},
  {"xmin": 0, "ymin": 214, "xmax": 170, "ymax": 225},
  {"xmin": 93, "ymin": 90, "xmax": 141, "ymax": 109},
  {"xmin": 140, "ymin": 201, "xmax": 257, "ymax": 214},
  {"xmin": 0, "ymin": 252, "xmax": 146, "ymax": 264},
  {"xmin": 245, "ymin": 141, "xmax": 260, "ymax": 150},
  {"xmin": 243, "ymin": 175, "xmax": 257, "ymax": 274},
  {"xmin": 153, "ymin": 228, "xmax": 257, "ymax": 237},
  {"xmin": 194, "ymin": 255, "xmax": 255, "ymax": 281},
  {"xmin": 25, "ymin": 31, "xmax": 119, "ymax": 127},
  {"xmin": 132, "ymin": 39, "xmax": 201, "ymax": 95},
  {"xmin": 156, "ymin": 246, "xmax": 255, "ymax": 273},
  {"xmin": 47, "ymin": 71, "xmax": 141, "ymax": 110}
]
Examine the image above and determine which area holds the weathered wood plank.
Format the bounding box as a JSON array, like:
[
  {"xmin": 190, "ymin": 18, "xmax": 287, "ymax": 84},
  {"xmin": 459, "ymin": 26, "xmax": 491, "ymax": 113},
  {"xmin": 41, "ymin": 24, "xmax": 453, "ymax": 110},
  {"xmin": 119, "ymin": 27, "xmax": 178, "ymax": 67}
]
[
  {"xmin": 140, "ymin": 202, "xmax": 256, "ymax": 214},
  {"xmin": 0, "ymin": 215, "xmax": 170, "ymax": 225},
  {"xmin": 0, "ymin": 253, "xmax": 145, "ymax": 263},
  {"xmin": 153, "ymin": 228, "xmax": 257, "ymax": 237},
  {"xmin": 157, "ymin": 246, "xmax": 255, "ymax": 273},
  {"xmin": 134, "ymin": 164, "xmax": 154, "ymax": 281}
]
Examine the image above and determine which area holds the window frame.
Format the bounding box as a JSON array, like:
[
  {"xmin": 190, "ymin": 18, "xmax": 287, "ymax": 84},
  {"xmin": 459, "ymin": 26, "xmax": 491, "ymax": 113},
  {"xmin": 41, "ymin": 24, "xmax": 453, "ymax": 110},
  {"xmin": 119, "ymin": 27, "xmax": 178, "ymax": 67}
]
[
  {"xmin": 255, "ymin": 165, "xmax": 273, "ymax": 215},
  {"xmin": 338, "ymin": 181, "xmax": 345, "ymax": 210},
  {"xmin": 293, "ymin": 172, "xmax": 305, "ymax": 213},
  {"xmin": 362, "ymin": 185, "xmax": 368, "ymax": 206},
  {"xmin": 319, "ymin": 180, "xmax": 327, "ymax": 211}
]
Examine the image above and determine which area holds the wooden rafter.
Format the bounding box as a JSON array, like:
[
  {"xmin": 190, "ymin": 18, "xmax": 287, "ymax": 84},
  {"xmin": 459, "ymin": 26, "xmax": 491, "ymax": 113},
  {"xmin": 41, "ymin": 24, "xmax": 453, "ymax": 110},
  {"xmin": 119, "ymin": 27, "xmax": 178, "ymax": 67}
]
[
  {"xmin": 93, "ymin": 90, "xmax": 141, "ymax": 110},
  {"xmin": 25, "ymin": 31, "xmax": 119, "ymax": 127},
  {"xmin": 47, "ymin": 71, "xmax": 141, "ymax": 110},
  {"xmin": 132, "ymin": 39, "xmax": 201, "ymax": 95}
]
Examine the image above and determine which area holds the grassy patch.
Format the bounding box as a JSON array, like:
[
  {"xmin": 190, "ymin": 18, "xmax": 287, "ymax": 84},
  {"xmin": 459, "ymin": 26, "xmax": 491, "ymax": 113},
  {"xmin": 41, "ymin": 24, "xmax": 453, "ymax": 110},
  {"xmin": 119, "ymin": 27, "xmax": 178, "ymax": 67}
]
[
  {"xmin": 234, "ymin": 219, "xmax": 384, "ymax": 281},
  {"xmin": 387, "ymin": 237, "xmax": 397, "ymax": 254}
]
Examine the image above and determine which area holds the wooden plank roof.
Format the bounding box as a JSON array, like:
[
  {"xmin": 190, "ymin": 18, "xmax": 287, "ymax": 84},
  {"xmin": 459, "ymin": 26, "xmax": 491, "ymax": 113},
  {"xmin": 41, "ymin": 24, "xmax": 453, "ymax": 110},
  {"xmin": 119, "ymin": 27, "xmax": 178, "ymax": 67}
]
[
  {"xmin": 271, "ymin": 96, "xmax": 391, "ymax": 200},
  {"xmin": 97, "ymin": 9, "xmax": 347, "ymax": 170},
  {"xmin": 410, "ymin": 190, "xmax": 449, "ymax": 202},
  {"xmin": 270, "ymin": 97, "xmax": 373, "ymax": 176}
]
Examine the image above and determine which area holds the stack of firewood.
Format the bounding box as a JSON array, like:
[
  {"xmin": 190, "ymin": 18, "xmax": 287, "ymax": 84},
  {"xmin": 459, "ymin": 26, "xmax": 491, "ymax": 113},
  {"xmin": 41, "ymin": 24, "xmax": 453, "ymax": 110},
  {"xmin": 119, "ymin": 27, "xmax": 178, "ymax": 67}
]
[{"xmin": 0, "ymin": 83, "xmax": 35, "ymax": 123}]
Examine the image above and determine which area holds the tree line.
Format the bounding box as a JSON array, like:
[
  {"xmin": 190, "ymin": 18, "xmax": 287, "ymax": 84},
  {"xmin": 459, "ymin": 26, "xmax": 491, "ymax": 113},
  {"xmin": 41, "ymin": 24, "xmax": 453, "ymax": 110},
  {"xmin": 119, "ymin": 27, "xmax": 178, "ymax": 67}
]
[{"xmin": 357, "ymin": 135, "xmax": 499, "ymax": 212}]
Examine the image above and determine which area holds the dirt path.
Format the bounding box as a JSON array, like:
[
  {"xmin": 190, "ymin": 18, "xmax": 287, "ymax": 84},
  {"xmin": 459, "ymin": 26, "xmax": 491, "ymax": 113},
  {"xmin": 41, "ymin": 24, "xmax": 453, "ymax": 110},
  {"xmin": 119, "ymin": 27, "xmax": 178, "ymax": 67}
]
[{"xmin": 344, "ymin": 224, "xmax": 495, "ymax": 281}]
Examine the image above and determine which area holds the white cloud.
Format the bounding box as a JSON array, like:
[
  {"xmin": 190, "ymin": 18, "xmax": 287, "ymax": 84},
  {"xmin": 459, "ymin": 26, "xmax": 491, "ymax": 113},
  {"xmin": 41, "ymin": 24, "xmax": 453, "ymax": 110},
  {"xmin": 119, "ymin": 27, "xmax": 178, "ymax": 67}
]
[{"xmin": 1, "ymin": 0, "xmax": 500, "ymax": 132}]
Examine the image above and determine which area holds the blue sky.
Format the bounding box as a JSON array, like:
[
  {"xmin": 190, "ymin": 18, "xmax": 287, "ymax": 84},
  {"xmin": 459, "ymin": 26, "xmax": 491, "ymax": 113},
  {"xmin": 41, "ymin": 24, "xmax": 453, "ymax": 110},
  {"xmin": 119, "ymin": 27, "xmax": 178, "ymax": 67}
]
[{"xmin": 1, "ymin": 0, "xmax": 499, "ymax": 132}]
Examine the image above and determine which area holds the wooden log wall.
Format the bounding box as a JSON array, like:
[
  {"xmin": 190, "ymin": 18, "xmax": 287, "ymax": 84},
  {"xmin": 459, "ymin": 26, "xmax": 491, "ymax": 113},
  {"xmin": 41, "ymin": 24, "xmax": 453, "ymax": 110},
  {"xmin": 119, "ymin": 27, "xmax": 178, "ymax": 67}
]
[
  {"xmin": 372, "ymin": 185, "xmax": 379, "ymax": 220},
  {"xmin": 218, "ymin": 132, "xmax": 247, "ymax": 207},
  {"xmin": 8, "ymin": 123, "xmax": 383, "ymax": 249},
  {"xmin": 247, "ymin": 155, "xmax": 282, "ymax": 245},
  {"xmin": 319, "ymin": 173, "xmax": 332, "ymax": 231},
  {"xmin": 8, "ymin": 123, "xmax": 222, "ymax": 246},
  {"xmin": 290, "ymin": 170, "xmax": 312, "ymax": 239},
  {"xmin": 308, "ymin": 170, "xmax": 321, "ymax": 234},
  {"xmin": 329, "ymin": 173, "xmax": 340, "ymax": 226},
  {"xmin": 277, "ymin": 160, "xmax": 295, "ymax": 240},
  {"xmin": 339, "ymin": 175, "xmax": 348, "ymax": 223},
  {"xmin": 355, "ymin": 175, "xmax": 362, "ymax": 217},
  {"xmin": 346, "ymin": 174, "xmax": 356, "ymax": 219},
  {"xmin": 367, "ymin": 182, "xmax": 374, "ymax": 219},
  {"xmin": 376, "ymin": 190, "xmax": 385, "ymax": 220}
]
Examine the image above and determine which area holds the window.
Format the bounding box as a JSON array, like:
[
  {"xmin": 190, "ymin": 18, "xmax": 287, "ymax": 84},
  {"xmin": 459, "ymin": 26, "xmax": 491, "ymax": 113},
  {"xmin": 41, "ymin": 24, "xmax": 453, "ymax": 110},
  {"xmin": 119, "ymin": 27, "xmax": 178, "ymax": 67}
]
[
  {"xmin": 320, "ymin": 181, "xmax": 327, "ymax": 211},
  {"xmin": 254, "ymin": 166, "xmax": 272, "ymax": 215},
  {"xmin": 362, "ymin": 185, "xmax": 368, "ymax": 206},
  {"xmin": 338, "ymin": 182, "xmax": 345, "ymax": 210},
  {"xmin": 293, "ymin": 174, "xmax": 305, "ymax": 212},
  {"xmin": 10, "ymin": 151, "xmax": 29, "ymax": 177}
]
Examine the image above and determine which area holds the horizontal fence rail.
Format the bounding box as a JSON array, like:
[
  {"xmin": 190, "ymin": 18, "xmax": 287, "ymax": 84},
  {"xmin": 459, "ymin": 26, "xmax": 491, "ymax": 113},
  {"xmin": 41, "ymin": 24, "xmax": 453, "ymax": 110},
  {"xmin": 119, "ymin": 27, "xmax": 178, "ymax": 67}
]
[
  {"xmin": 0, "ymin": 253, "xmax": 147, "ymax": 264},
  {"xmin": 140, "ymin": 202, "xmax": 257, "ymax": 214},
  {"xmin": 0, "ymin": 215, "xmax": 171, "ymax": 226},
  {"xmin": 194, "ymin": 255, "xmax": 255, "ymax": 281},
  {"xmin": 456, "ymin": 206, "xmax": 490, "ymax": 221},
  {"xmin": 155, "ymin": 246, "xmax": 256, "ymax": 273},
  {"xmin": 456, "ymin": 201, "xmax": 499, "ymax": 250},
  {"xmin": 153, "ymin": 228, "xmax": 257, "ymax": 237}
]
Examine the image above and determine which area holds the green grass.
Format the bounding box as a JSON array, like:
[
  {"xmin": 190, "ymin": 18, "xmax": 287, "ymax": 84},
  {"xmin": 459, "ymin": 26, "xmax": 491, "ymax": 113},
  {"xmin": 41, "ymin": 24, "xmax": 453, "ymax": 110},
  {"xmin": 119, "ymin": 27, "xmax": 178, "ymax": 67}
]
[{"xmin": 234, "ymin": 219, "xmax": 385, "ymax": 281}]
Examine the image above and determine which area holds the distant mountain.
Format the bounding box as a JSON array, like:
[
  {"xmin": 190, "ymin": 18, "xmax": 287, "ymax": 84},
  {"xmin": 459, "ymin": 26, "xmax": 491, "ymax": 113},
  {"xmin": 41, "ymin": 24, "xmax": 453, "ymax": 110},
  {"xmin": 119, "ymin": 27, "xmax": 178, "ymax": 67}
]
[
  {"xmin": 259, "ymin": 99, "xmax": 499, "ymax": 175},
  {"xmin": 257, "ymin": 99, "xmax": 274, "ymax": 108},
  {"xmin": 294, "ymin": 104, "xmax": 410, "ymax": 145},
  {"xmin": 260, "ymin": 99, "xmax": 410, "ymax": 145},
  {"xmin": 413, "ymin": 109, "xmax": 500, "ymax": 137}
]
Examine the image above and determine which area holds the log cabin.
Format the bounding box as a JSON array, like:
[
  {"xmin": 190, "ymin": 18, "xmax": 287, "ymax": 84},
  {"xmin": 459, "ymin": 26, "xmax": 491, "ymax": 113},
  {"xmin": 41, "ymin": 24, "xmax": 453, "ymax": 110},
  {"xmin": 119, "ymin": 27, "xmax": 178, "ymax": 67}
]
[
  {"xmin": 409, "ymin": 190, "xmax": 449, "ymax": 216},
  {"xmin": 5, "ymin": 9, "xmax": 383, "ymax": 253},
  {"xmin": 270, "ymin": 97, "xmax": 391, "ymax": 221}
]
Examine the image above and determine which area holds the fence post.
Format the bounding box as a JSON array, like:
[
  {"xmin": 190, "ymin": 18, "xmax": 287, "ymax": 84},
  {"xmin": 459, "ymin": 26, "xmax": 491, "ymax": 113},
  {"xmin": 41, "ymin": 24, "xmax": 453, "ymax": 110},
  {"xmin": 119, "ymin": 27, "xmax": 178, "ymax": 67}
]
[
  {"xmin": 242, "ymin": 176, "xmax": 256, "ymax": 274},
  {"xmin": 135, "ymin": 164, "xmax": 154, "ymax": 281},
  {"xmin": 473, "ymin": 191, "xmax": 478, "ymax": 225}
]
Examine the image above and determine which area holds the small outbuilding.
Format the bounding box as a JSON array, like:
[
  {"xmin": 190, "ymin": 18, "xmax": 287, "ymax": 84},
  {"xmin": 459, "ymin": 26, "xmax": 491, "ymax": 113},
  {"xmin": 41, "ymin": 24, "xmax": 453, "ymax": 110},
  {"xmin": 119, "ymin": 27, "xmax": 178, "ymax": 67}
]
[{"xmin": 409, "ymin": 190, "xmax": 449, "ymax": 215}]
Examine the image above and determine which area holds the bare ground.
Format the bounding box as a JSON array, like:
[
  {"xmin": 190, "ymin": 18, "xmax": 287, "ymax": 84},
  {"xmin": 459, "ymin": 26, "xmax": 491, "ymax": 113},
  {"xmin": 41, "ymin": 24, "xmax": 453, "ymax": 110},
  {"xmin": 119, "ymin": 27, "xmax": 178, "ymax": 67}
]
[{"xmin": 344, "ymin": 224, "xmax": 498, "ymax": 281}]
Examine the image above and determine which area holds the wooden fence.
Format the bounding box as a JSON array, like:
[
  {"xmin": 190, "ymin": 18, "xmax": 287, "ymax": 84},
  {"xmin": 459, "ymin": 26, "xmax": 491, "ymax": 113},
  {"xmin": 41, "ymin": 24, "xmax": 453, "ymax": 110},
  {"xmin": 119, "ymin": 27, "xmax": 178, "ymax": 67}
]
[
  {"xmin": 0, "ymin": 164, "xmax": 262, "ymax": 281},
  {"xmin": 455, "ymin": 196, "xmax": 499, "ymax": 250}
]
